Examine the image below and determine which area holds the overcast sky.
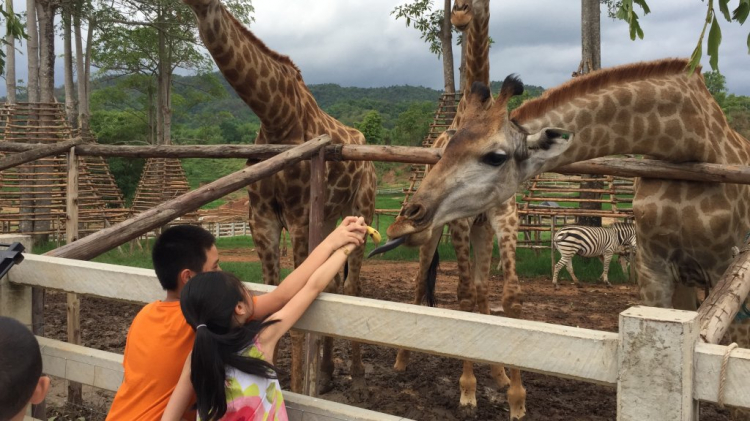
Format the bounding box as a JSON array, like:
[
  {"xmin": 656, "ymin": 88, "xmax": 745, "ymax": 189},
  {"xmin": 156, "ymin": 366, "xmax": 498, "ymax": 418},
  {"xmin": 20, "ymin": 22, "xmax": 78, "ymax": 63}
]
[{"xmin": 2, "ymin": 0, "xmax": 750, "ymax": 96}]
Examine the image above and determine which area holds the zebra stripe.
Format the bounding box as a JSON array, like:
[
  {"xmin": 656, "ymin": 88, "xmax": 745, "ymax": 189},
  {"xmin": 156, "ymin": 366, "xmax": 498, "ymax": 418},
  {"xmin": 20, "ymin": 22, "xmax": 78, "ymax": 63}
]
[{"xmin": 552, "ymin": 223, "xmax": 636, "ymax": 288}]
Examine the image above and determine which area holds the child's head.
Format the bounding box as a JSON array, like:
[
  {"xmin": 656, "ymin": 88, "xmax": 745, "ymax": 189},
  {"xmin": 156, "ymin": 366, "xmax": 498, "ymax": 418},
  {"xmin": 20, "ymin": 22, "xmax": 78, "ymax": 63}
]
[
  {"xmin": 152, "ymin": 225, "xmax": 218, "ymax": 292},
  {"xmin": 180, "ymin": 271, "xmax": 252, "ymax": 332},
  {"xmin": 0, "ymin": 317, "xmax": 50, "ymax": 421},
  {"xmin": 180, "ymin": 272, "xmax": 277, "ymax": 421}
]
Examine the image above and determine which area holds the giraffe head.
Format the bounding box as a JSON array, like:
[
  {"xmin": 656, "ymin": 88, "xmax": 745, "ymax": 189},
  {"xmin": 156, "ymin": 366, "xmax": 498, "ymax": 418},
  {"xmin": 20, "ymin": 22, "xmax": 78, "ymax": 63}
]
[
  {"xmin": 386, "ymin": 77, "xmax": 573, "ymax": 245},
  {"xmin": 451, "ymin": 0, "xmax": 488, "ymax": 31}
]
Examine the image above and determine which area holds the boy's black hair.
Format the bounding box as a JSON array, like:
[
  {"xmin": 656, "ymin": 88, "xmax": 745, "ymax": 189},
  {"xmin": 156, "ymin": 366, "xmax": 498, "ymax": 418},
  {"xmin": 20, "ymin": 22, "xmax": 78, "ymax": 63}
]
[
  {"xmin": 0, "ymin": 316, "xmax": 42, "ymax": 421},
  {"xmin": 180, "ymin": 272, "xmax": 278, "ymax": 421},
  {"xmin": 152, "ymin": 225, "xmax": 216, "ymax": 291}
]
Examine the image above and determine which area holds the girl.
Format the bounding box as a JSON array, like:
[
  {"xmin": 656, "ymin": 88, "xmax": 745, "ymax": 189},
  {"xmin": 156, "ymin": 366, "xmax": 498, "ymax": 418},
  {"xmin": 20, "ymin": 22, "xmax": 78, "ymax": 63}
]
[{"xmin": 162, "ymin": 216, "xmax": 367, "ymax": 421}]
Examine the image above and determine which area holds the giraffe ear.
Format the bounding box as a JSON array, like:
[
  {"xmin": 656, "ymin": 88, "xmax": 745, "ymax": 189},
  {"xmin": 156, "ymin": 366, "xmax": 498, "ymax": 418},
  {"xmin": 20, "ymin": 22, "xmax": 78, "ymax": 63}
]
[{"xmin": 518, "ymin": 128, "xmax": 573, "ymax": 181}]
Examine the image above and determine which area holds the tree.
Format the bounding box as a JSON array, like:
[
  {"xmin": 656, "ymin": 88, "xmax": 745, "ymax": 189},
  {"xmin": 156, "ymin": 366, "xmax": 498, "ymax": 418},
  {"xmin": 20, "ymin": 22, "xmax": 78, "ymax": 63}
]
[
  {"xmin": 614, "ymin": 0, "xmax": 749, "ymax": 73},
  {"xmin": 578, "ymin": 0, "xmax": 604, "ymax": 227},
  {"xmin": 356, "ymin": 110, "xmax": 385, "ymax": 144},
  {"xmin": 704, "ymin": 69, "xmax": 728, "ymax": 105},
  {"xmin": 392, "ymin": 0, "xmax": 456, "ymax": 93},
  {"xmin": 390, "ymin": 101, "xmax": 434, "ymax": 146},
  {"xmin": 2, "ymin": 0, "xmax": 25, "ymax": 99},
  {"xmin": 92, "ymin": 0, "xmax": 254, "ymax": 145}
]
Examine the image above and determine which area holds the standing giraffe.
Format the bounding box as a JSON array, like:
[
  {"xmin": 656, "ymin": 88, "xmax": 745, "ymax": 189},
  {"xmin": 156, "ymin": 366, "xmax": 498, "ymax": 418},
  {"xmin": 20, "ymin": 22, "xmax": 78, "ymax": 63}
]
[
  {"xmin": 389, "ymin": 0, "xmax": 526, "ymax": 417},
  {"xmin": 182, "ymin": 0, "xmax": 377, "ymax": 396},
  {"xmin": 387, "ymin": 59, "xmax": 750, "ymax": 417}
]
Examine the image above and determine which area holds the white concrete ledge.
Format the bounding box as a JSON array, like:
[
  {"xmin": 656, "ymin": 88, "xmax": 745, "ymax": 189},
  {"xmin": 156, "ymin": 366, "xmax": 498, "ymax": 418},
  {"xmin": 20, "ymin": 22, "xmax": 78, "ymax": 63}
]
[
  {"xmin": 36, "ymin": 337, "xmax": 412, "ymax": 421},
  {"xmin": 694, "ymin": 342, "xmax": 750, "ymax": 408},
  {"xmin": 11, "ymin": 255, "xmax": 620, "ymax": 385}
]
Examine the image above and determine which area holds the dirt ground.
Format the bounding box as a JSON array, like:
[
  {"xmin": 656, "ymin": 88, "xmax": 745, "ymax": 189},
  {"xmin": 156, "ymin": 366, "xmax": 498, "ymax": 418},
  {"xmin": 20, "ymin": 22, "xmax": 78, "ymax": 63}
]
[{"xmin": 42, "ymin": 255, "xmax": 733, "ymax": 421}]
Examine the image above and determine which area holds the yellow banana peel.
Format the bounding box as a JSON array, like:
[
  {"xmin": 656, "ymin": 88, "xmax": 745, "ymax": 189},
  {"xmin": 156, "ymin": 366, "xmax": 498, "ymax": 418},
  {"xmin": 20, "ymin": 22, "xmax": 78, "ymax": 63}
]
[{"xmin": 366, "ymin": 226, "xmax": 382, "ymax": 246}]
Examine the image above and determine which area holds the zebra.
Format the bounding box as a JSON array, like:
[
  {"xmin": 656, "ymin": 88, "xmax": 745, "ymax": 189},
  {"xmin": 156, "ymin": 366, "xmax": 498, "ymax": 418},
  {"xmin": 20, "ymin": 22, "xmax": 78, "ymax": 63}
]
[{"xmin": 552, "ymin": 222, "xmax": 637, "ymax": 288}]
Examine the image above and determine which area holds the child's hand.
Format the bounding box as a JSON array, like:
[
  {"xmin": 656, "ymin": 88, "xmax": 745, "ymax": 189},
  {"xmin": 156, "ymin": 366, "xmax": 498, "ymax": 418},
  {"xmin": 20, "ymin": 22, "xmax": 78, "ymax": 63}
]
[{"xmin": 327, "ymin": 216, "xmax": 367, "ymax": 251}]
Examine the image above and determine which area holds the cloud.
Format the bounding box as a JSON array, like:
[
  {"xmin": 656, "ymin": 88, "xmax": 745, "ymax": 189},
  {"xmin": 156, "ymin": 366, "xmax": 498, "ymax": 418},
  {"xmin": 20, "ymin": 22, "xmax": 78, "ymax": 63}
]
[{"xmin": 1, "ymin": 0, "xmax": 749, "ymax": 96}]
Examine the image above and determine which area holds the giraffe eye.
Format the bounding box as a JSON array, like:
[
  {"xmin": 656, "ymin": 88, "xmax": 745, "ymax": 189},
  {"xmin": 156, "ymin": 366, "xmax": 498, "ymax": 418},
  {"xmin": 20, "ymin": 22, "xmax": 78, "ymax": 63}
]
[{"xmin": 482, "ymin": 151, "xmax": 508, "ymax": 167}]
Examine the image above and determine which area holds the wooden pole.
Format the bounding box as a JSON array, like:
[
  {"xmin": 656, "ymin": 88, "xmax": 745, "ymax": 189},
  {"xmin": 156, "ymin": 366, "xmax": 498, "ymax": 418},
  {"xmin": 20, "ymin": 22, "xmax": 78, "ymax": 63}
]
[
  {"xmin": 45, "ymin": 136, "xmax": 331, "ymax": 260},
  {"xmin": 0, "ymin": 137, "xmax": 82, "ymax": 171},
  {"xmin": 303, "ymin": 148, "xmax": 326, "ymax": 397},
  {"xmin": 0, "ymin": 141, "xmax": 748, "ymax": 185},
  {"xmin": 65, "ymin": 147, "xmax": 82, "ymax": 405},
  {"xmin": 697, "ymin": 240, "xmax": 750, "ymax": 344}
]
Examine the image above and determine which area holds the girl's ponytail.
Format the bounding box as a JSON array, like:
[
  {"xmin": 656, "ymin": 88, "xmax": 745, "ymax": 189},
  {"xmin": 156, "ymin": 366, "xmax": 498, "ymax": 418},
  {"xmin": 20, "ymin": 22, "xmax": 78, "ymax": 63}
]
[
  {"xmin": 190, "ymin": 325, "xmax": 228, "ymax": 420},
  {"xmin": 181, "ymin": 272, "xmax": 279, "ymax": 421}
]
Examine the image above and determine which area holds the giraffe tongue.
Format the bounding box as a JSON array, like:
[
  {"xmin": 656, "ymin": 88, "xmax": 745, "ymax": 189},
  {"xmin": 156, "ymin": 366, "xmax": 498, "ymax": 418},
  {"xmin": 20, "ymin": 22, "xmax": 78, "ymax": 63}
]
[{"xmin": 367, "ymin": 236, "xmax": 406, "ymax": 258}]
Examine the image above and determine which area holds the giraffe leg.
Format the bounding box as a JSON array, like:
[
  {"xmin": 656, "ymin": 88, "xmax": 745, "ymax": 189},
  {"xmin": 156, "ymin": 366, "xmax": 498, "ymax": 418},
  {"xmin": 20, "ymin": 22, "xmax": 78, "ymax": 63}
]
[
  {"xmin": 489, "ymin": 201, "xmax": 527, "ymax": 419},
  {"xmin": 318, "ymin": 219, "xmax": 341, "ymax": 394},
  {"xmin": 474, "ymin": 219, "xmax": 510, "ymax": 389},
  {"xmin": 600, "ymin": 251, "xmax": 614, "ymax": 287},
  {"xmin": 343, "ymin": 235, "xmax": 369, "ymax": 400},
  {"xmin": 394, "ymin": 227, "xmax": 443, "ymax": 372},
  {"xmin": 452, "ymin": 218, "xmax": 478, "ymax": 415}
]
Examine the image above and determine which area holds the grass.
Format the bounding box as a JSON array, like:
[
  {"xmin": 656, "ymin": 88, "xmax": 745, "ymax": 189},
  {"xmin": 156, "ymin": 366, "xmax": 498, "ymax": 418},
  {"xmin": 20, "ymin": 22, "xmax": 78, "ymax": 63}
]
[{"xmin": 28, "ymin": 191, "xmax": 631, "ymax": 286}]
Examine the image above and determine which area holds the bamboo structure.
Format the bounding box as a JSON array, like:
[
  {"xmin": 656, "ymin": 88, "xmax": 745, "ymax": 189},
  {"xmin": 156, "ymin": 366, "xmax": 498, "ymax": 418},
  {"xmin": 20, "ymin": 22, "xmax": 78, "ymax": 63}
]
[
  {"xmin": 0, "ymin": 103, "xmax": 127, "ymax": 238},
  {"xmin": 130, "ymin": 157, "xmax": 199, "ymax": 228},
  {"xmin": 401, "ymin": 93, "xmax": 460, "ymax": 208},
  {"xmin": 517, "ymin": 173, "xmax": 635, "ymax": 250}
]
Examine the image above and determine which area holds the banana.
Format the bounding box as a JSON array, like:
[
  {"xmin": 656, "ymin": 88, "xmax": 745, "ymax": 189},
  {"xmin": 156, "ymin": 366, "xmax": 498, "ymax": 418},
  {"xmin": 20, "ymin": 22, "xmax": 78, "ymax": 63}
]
[{"xmin": 366, "ymin": 226, "xmax": 382, "ymax": 246}]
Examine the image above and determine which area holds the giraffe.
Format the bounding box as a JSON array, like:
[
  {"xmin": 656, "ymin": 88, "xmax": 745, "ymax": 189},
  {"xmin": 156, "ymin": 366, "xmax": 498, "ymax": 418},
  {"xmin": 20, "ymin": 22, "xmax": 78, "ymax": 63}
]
[
  {"xmin": 388, "ymin": 0, "xmax": 526, "ymax": 417},
  {"xmin": 182, "ymin": 0, "xmax": 377, "ymax": 397},
  {"xmin": 385, "ymin": 58, "xmax": 750, "ymax": 417}
]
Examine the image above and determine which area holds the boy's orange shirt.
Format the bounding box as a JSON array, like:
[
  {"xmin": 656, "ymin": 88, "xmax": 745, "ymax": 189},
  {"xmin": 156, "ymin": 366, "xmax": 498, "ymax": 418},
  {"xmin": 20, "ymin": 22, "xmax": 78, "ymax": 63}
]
[
  {"xmin": 106, "ymin": 301, "xmax": 196, "ymax": 421},
  {"xmin": 107, "ymin": 294, "xmax": 261, "ymax": 421}
]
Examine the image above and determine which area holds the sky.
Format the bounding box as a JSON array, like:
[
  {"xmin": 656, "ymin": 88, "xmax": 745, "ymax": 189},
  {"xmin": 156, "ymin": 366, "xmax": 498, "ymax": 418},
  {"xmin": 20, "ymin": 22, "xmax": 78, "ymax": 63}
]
[{"xmin": 2, "ymin": 0, "xmax": 750, "ymax": 96}]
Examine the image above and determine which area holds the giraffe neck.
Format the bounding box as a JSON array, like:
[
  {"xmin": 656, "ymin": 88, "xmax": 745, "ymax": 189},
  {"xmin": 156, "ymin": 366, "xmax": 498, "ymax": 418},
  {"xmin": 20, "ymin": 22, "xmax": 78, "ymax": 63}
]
[
  {"xmin": 463, "ymin": 0, "xmax": 490, "ymax": 88},
  {"xmin": 450, "ymin": 0, "xmax": 490, "ymax": 131},
  {"xmin": 187, "ymin": 0, "xmax": 316, "ymax": 138},
  {"xmin": 514, "ymin": 63, "xmax": 750, "ymax": 169}
]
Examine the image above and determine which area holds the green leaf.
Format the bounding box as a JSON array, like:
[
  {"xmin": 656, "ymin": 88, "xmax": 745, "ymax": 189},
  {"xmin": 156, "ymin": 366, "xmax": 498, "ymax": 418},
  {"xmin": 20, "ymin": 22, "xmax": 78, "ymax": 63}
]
[
  {"xmin": 733, "ymin": 2, "xmax": 750, "ymax": 24},
  {"xmin": 633, "ymin": 0, "xmax": 651, "ymax": 15},
  {"xmin": 689, "ymin": 42, "xmax": 703, "ymax": 75},
  {"xmin": 707, "ymin": 15, "xmax": 722, "ymax": 71},
  {"xmin": 747, "ymin": 31, "xmax": 750, "ymax": 54},
  {"xmin": 718, "ymin": 0, "xmax": 732, "ymax": 21},
  {"xmin": 636, "ymin": 23, "xmax": 644, "ymax": 39}
]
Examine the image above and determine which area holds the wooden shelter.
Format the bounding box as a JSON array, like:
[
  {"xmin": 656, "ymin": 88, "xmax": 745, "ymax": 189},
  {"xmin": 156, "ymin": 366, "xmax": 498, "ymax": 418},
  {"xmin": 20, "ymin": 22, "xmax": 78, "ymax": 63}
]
[
  {"xmin": 0, "ymin": 103, "xmax": 128, "ymax": 238},
  {"xmin": 130, "ymin": 157, "xmax": 199, "ymax": 226}
]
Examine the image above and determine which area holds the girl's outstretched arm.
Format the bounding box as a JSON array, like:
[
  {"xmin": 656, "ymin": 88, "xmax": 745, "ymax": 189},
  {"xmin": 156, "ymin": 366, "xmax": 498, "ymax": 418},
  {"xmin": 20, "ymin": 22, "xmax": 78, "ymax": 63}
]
[
  {"xmin": 161, "ymin": 355, "xmax": 193, "ymax": 421},
  {"xmin": 252, "ymin": 216, "xmax": 366, "ymax": 319},
  {"xmin": 256, "ymin": 230, "xmax": 364, "ymax": 361}
]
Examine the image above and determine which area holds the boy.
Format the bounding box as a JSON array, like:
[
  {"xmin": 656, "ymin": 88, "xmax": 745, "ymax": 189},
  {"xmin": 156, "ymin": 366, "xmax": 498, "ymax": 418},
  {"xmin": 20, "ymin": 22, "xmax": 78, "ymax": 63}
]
[
  {"xmin": 107, "ymin": 225, "xmax": 318, "ymax": 420},
  {"xmin": 0, "ymin": 316, "xmax": 51, "ymax": 421}
]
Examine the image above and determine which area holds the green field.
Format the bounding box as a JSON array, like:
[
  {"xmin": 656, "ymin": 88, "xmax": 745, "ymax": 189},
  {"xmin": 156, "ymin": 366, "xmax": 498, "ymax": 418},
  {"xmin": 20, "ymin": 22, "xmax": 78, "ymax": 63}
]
[{"xmin": 32, "ymin": 191, "xmax": 632, "ymax": 285}]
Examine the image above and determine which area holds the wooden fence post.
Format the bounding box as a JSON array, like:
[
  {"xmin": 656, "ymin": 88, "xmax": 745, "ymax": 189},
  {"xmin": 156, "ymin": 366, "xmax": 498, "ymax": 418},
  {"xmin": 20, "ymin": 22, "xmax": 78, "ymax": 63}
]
[
  {"xmin": 303, "ymin": 147, "xmax": 326, "ymax": 397},
  {"xmin": 617, "ymin": 306, "xmax": 699, "ymax": 420},
  {"xmin": 66, "ymin": 147, "xmax": 83, "ymax": 405}
]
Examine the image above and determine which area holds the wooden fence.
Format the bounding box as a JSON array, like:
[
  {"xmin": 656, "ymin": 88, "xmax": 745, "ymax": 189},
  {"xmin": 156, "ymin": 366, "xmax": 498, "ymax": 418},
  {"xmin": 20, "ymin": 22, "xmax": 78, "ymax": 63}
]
[
  {"xmin": 2, "ymin": 253, "xmax": 750, "ymax": 420},
  {"xmin": 3, "ymin": 140, "xmax": 750, "ymax": 419}
]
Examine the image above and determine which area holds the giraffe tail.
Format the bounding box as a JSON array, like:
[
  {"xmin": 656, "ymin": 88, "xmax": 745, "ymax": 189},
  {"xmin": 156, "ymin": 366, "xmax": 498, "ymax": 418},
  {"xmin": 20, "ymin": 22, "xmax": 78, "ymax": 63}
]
[{"xmin": 423, "ymin": 249, "xmax": 440, "ymax": 307}]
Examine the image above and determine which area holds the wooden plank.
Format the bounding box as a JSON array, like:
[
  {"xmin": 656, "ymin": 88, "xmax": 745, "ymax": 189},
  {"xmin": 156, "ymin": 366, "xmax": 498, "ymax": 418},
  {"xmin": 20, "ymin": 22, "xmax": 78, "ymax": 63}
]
[
  {"xmin": 697, "ymin": 244, "xmax": 750, "ymax": 344},
  {"xmin": 45, "ymin": 136, "xmax": 331, "ymax": 261},
  {"xmin": 693, "ymin": 342, "xmax": 750, "ymax": 408},
  {"xmin": 10, "ymin": 255, "xmax": 619, "ymax": 384},
  {"xmin": 0, "ymin": 137, "xmax": 82, "ymax": 171}
]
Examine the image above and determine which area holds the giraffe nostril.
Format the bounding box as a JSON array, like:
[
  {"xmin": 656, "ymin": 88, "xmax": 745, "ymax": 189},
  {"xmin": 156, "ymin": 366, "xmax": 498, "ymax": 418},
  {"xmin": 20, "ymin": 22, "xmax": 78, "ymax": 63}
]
[{"xmin": 404, "ymin": 204, "xmax": 426, "ymax": 221}]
